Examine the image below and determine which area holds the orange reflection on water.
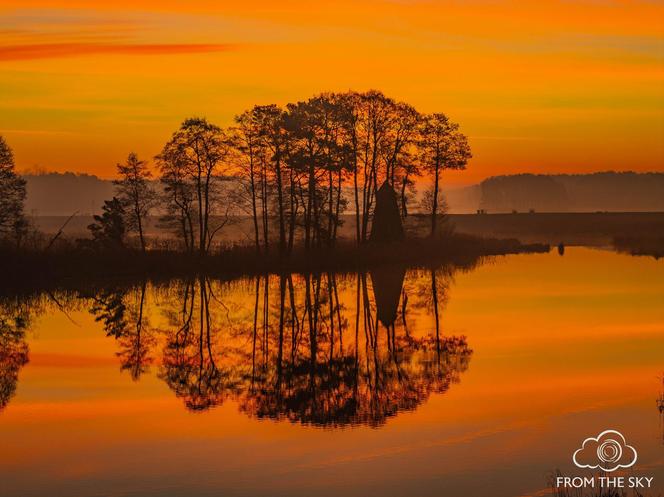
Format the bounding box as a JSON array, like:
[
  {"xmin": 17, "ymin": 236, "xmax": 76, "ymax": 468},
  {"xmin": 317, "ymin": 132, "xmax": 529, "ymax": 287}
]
[{"xmin": 0, "ymin": 247, "xmax": 662, "ymax": 497}]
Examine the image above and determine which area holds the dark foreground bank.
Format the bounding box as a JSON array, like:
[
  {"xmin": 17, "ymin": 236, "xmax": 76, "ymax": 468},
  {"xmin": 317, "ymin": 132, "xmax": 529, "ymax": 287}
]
[{"xmin": 0, "ymin": 234, "xmax": 548, "ymax": 292}]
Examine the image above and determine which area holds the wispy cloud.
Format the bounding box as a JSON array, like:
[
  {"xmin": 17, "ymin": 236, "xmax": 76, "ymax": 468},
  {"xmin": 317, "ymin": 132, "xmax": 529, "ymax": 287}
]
[
  {"xmin": 0, "ymin": 42, "xmax": 237, "ymax": 61},
  {"xmin": 0, "ymin": 9, "xmax": 239, "ymax": 61}
]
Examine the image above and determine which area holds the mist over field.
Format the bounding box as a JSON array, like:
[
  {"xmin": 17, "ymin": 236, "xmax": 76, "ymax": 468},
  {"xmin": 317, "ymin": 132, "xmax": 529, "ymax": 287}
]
[{"xmin": 23, "ymin": 171, "xmax": 664, "ymax": 217}]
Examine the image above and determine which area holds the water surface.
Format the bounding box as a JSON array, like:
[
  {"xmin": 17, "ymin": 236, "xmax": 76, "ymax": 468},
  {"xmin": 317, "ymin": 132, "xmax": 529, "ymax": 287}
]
[{"xmin": 1, "ymin": 247, "xmax": 662, "ymax": 496}]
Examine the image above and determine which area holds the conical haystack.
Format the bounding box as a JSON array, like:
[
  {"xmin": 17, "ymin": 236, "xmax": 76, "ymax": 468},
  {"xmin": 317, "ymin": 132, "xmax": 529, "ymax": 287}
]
[{"xmin": 370, "ymin": 181, "xmax": 404, "ymax": 243}]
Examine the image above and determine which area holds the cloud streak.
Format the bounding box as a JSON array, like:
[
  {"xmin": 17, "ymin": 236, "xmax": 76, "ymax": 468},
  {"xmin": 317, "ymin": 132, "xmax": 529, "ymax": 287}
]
[{"xmin": 0, "ymin": 42, "xmax": 237, "ymax": 61}]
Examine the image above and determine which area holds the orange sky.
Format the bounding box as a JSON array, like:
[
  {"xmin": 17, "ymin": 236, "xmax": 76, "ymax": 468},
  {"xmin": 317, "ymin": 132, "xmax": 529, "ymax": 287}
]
[{"xmin": 1, "ymin": 0, "xmax": 663, "ymax": 184}]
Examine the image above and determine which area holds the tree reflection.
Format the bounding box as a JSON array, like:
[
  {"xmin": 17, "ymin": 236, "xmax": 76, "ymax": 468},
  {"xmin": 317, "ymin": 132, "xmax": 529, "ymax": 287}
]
[
  {"xmin": 31, "ymin": 265, "xmax": 472, "ymax": 427},
  {"xmin": 89, "ymin": 282, "xmax": 155, "ymax": 381},
  {"xmin": 0, "ymin": 297, "xmax": 31, "ymax": 412},
  {"xmin": 149, "ymin": 268, "xmax": 472, "ymax": 427},
  {"xmin": 158, "ymin": 276, "xmax": 240, "ymax": 411},
  {"xmin": 1, "ymin": 267, "xmax": 472, "ymax": 423}
]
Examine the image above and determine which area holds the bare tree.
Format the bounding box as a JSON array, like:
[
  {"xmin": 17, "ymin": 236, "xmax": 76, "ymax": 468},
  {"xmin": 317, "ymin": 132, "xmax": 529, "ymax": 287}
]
[
  {"xmin": 253, "ymin": 105, "xmax": 289, "ymax": 255},
  {"xmin": 114, "ymin": 153, "xmax": 156, "ymax": 252},
  {"xmin": 380, "ymin": 102, "xmax": 421, "ymax": 218},
  {"xmin": 158, "ymin": 118, "xmax": 232, "ymax": 256},
  {"xmin": 157, "ymin": 147, "xmax": 196, "ymax": 253},
  {"xmin": 232, "ymin": 111, "xmax": 267, "ymax": 253},
  {"xmin": 418, "ymin": 114, "xmax": 471, "ymax": 237}
]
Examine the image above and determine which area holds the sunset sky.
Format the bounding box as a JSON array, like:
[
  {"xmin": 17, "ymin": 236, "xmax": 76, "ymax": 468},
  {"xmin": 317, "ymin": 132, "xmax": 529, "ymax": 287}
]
[{"xmin": 1, "ymin": 0, "xmax": 663, "ymax": 184}]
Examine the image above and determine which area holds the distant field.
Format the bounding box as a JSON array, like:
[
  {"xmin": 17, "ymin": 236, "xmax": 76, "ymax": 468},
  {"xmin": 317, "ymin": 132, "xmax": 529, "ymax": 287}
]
[
  {"xmin": 445, "ymin": 211, "xmax": 664, "ymax": 246},
  {"xmin": 31, "ymin": 211, "xmax": 664, "ymax": 248}
]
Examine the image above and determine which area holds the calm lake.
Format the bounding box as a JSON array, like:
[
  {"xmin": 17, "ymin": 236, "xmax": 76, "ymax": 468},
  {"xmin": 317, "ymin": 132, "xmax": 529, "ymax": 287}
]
[{"xmin": 1, "ymin": 247, "xmax": 662, "ymax": 497}]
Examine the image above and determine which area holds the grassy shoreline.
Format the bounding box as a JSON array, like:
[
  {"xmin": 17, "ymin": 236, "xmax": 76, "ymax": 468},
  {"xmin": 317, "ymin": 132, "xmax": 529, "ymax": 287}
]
[{"xmin": 0, "ymin": 233, "xmax": 548, "ymax": 292}]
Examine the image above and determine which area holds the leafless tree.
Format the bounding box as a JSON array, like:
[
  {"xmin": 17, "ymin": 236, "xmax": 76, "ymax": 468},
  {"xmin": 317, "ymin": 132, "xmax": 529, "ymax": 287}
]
[
  {"xmin": 157, "ymin": 118, "xmax": 232, "ymax": 255},
  {"xmin": 418, "ymin": 114, "xmax": 471, "ymax": 237},
  {"xmin": 114, "ymin": 153, "xmax": 157, "ymax": 252}
]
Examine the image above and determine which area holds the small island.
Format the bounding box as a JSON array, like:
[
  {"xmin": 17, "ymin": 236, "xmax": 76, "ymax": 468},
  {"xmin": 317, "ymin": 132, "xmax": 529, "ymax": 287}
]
[{"xmin": 0, "ymin": 90, "xmax": 547, "ymax": 289}]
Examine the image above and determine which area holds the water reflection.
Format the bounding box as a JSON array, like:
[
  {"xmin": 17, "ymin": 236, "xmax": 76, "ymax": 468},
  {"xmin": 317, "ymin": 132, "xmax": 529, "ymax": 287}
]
[
  {"xmin": 0, "ymin": 267, "xmax": 473, "ymax": 427},
  {"xmin": 0, "ymin": 299, "xmax": 30, "ymax": 411},
  {"xmin": 88, "ymin": 283, "xmax": 156, "ymax": 381}
]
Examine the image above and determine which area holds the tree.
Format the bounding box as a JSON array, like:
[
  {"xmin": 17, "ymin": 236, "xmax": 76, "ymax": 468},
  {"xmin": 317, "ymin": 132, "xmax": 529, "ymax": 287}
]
[
  {"xmin": 232, "ymin": 110, "xmax": 268, "ymax": 253},
  {"xmin": 114, "ymin": 153, "xmax": 156, "ymax": 252},
  {"xmin": 285, "ymin": 99, "xmax": 325, "ymax": 250},
  {"xmin": 0, "ymin": 136, "xmax": 27, "ymax": 245},
  {"xmin": 420, "ymin": 186, "xmax": 452, "ymax": 234},
  {"xmin": 418, "ymin": 114, "xmax": 471, "ymax": 237},
  {"xmin": 253, "ymin": 105, "xmax": 290, "ymax": 254},
  {"xmin": 285, "ymin": 94, "xmax": 352, "ymax": 249},
  {"xmin": 359, "ymin": 91, "xmax": 394, "ymax": 242},
  {"xmin": 156, "ymin": 144, "xmax": 196, "ymax": 252},
  {"xmin": 158, "ymin": 118, "xmax": 231, "ymax": 256},
  {"xmin": 88, "ymin": 197, "xmax": 126, "ymax": 249},
  {"xmin": 380, "ymin": 102, "xmax": 421, "ymax": 218}
]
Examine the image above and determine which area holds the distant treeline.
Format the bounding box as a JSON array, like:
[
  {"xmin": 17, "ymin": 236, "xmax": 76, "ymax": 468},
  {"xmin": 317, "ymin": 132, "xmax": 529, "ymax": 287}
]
[
  {"xmin": 479, "ymin": 172, "xmax": 664, "ymax": 213},
  {"xmin": 23, "ymin": 171, "xmax": 115, "ymax": 216},
  {"xmin": 23, "ymin": 170, "xmax": 664, "ymax": 218}
]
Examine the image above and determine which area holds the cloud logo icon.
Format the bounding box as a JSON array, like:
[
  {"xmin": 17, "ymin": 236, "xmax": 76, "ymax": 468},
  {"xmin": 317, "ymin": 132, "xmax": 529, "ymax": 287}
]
[{"xmin": 573, "ymin": 430, "xmax": 637, "ymax": 472}]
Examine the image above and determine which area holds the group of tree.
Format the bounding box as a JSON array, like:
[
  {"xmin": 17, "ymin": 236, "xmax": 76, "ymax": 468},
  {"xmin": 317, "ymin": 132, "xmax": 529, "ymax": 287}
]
[
  {"xmin": 1, "ymin": 89, "xmax": 471, "ymax": 254},
  {"xmin": 229, "ymin": 91, "xmax": 471, "ymax": 254}
]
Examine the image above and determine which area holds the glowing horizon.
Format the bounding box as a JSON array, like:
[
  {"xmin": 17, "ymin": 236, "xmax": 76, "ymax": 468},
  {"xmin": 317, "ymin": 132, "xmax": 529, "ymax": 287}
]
[{"xmin": 1, "ymin": 0, "xmax": 663, "ymax": 185}]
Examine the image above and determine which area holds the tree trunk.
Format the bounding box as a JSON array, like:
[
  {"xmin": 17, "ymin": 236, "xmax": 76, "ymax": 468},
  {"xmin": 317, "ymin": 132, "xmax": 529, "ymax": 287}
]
[
  {"xmin": 353, "ymin": 162, "xmax": 361, "ymax": 245},
  {"xmin": 332, "ymin": 169, "xmax": 342, "ymax": 245},
  {"xmin": 431, "ymin": 163, "xmax": 440, "ymax": 238},
  {"xmin": 288, "ymin": 169, "xmax": 296, "ymax": 254},
  {"xmin": 305, "ymin": 146, "xmax": 315, "ymax": 249},
  {"xmin": 135, "ymin": 201, "xmax": 146, "ymax": 252},
  {"xmin": 260, "ymin": 161, "xmax": 269, "ymax": 253},
  {"xmin": 327, "ymin": 168, "xmax": 333, "ymax": 247},
  {"xmin": 202, "ymin": 170, "xmax": 211, "ymax": 255},
  {"xmin": 249, "ymin": 151, "xmax": 260, "ymax": 253},
  {"xmin": 275, "ymin": 152, "xmax": 286, "ymax": 255},
  {"xmin": 400, "ymin": 173, "xmax": 409, "ymax": 219}
]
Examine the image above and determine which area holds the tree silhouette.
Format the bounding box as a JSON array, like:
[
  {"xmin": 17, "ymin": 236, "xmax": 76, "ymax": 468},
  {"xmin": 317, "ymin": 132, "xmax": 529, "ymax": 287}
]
[
  {"xmin": 228, "ymin": 90, "xmax": 471, "ymax": 251},
  {"xmin": 87, "ymin": 197, "xmax": 126, "ymax": 250},
  {"xmin": 232, "ymin": 110, "xmax": 269, "ymax": 253},
  {"xmin": 418, "ymin": 114, "xmax": 471, "ymax": 237},
  {"xmin": 157, "ymin": 118, "xmax": 232, "ymax": 256},
  {"xmin": 114, "ymin": 152, "xmax": 157, "ymax": 252},
  {"xmin": 0, "ymin": 136, "xmax": 27, "ymax": 246},
  {"xmin": 69, "ymin": 90, "xmax": 472, "ymax": 256},
  {"xmin": 156, "ymin": 143, "xmax": 196, "ymax": 252}
]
